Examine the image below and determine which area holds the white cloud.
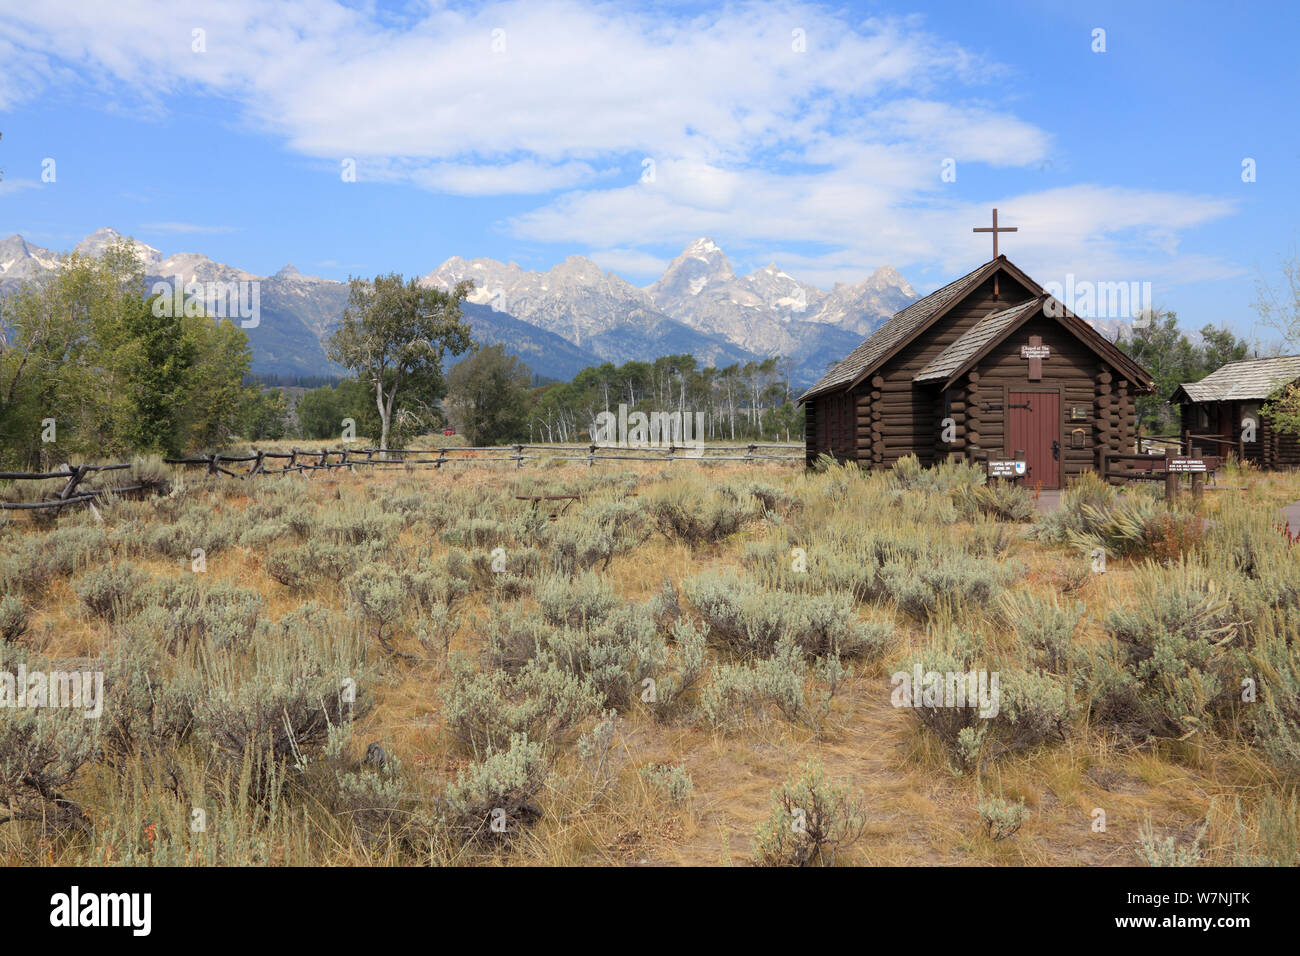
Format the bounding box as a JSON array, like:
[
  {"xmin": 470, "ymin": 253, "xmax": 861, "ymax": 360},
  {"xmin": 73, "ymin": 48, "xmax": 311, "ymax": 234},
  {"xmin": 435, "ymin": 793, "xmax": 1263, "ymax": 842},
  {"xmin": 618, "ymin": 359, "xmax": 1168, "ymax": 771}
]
[
  {"xmin": 0, "ymin": 0, "xmax": 1240, "ymax": 285},
  {"xmin": 584, "ymin": 247, "xmax": 670, "ymax": 279},
  {"xmin": 0, "ymin": 177, "xmax": 42, "ymax": 196},
  {"xmin": 363, "ymin": 158, "xmax": 602, "ymax": 196}
]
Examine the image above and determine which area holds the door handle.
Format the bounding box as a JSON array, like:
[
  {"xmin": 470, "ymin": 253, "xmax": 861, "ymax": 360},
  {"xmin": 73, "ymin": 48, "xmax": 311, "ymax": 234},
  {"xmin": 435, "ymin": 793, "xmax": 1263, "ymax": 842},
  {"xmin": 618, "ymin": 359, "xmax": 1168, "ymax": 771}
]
[{"xmin": 1052, "ymin": 440, "xmax": 1060, "ymax": 460}]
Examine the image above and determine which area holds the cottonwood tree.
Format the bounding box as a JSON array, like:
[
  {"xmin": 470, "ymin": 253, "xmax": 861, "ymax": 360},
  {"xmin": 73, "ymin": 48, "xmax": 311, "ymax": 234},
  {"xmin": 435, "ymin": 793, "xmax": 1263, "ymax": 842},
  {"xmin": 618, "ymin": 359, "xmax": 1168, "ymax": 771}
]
[
  {"xmin": 446, "ymin": 343, "xmax": 531, "ymax": 445},
  {"xmin": 0, "ymin": 239, "xmax": 250, "ymax": 465},
  {"xmin": 327, "ymin": 274, "xmax": 473, "ymax": 453},
  {"xmin": 1254, "ymin": 247, "xmax": 1300, "ymax": 347},
  {"xmin": 1255, "ymin": 249, "xmax": 1300, "ymax": 433},
  {"xmin": 1120, "ymin": 309, "xmax": 1250, "ymax": 432}
]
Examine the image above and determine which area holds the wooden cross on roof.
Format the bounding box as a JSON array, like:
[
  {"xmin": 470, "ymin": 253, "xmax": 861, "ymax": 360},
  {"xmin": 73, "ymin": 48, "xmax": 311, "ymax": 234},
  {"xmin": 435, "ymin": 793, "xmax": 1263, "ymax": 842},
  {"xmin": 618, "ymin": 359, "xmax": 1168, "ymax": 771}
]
[{"xmin": 973, "ymin": 208, "xmax": 1017, "ymax": 259}]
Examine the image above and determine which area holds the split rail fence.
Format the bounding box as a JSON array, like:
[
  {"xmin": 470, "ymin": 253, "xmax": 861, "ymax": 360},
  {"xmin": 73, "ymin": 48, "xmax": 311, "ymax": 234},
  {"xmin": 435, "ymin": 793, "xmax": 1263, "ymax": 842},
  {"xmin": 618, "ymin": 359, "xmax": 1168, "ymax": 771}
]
[{"xmin": 0, "ymin": 442, "xmax": 804, "ymax": 512}]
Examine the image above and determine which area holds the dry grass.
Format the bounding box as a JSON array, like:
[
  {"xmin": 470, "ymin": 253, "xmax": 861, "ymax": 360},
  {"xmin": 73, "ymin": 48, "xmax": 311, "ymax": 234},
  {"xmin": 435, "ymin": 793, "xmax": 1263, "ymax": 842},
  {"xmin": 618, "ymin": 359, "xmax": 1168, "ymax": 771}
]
[{"xmin": 1, "ymin": 454, "xmax": 1298, "ymax": 867}]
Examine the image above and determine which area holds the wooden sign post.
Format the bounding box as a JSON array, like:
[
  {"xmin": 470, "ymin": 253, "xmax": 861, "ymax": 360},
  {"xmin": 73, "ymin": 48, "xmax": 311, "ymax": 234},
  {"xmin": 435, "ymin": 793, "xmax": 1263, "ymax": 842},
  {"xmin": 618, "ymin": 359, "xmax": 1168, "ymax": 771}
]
[{"xmin": 1020, "ymin": 335, "xmax": 1050, "ymax": 381}]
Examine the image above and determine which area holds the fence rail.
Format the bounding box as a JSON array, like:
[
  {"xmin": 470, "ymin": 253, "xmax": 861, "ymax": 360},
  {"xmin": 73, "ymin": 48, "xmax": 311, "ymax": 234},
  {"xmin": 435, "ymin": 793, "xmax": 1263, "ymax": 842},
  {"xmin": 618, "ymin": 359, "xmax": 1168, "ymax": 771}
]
[
  {"xmin": 1101, "ymin": 446, "xmax": 1218, "ymax": 502},
  {"xmin": 1, "ymin": 442, "xmax": 805, "ymax": 511}
]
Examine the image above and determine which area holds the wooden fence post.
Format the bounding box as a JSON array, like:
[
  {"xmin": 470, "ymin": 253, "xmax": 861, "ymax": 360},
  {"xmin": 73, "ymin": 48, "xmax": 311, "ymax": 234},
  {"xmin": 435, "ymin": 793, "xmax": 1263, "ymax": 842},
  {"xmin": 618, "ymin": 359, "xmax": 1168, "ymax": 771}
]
[
  {"xmin": 57, "ymin": 463, "xmax": 87, "ymax": 503},
  {"xmin": 1192, "ymin": 470, "xmax": 1204, "ymax": 503},
  {"xmin": 588, "ymin": 443, "xmax": 597, "ymax": 468},
  {"xmin": 1165, "ymin": 446, "xmax": 1178, "ymax": 502},
  {"xmin": 514, "ymin": 444, "xmax": 524, "ymax": 468}
]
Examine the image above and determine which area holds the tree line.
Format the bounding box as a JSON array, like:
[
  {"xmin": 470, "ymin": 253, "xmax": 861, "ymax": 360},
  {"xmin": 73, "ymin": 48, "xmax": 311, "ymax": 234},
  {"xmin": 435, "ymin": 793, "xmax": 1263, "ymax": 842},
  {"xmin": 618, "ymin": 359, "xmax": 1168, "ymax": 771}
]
[
  {"xmin": 0, "ymin": 242, "xmax": 252, "ymax": 469},
  {"xmin": 5, "ymin": 240, "xmax": 1298, "ymax": 467}
]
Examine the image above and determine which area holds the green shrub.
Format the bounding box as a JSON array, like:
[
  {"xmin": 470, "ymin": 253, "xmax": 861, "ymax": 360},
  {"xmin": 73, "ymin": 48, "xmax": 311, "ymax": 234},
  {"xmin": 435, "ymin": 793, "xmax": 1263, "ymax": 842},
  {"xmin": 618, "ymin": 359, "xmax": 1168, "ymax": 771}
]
[
  {"xmin": 889, "ymin": 455, "xmax": 985, "ymax": 494},
  {"xmin": 1032, "ymin": 478, "xmax": 1204, "ymax": 562},
  {"xmin": 416, "ymin": 604, "xmax": 459, "ymax": 665},
  {"xmin": 1136, "ymin": 815, "xmax": 1208, "ymax": 866},
  {"xmin": 543, "ymin": 504, "xmax": 648, "ymax": 575},
  {"xmin": 346, "ymin": 564, "xmax": 408, "ymax": 652},
  {"xmin": 2, "ymin": 524, "xmax": 109, "ymax": 594},
  {"xmin": 649, "ymin": 618, "xmax": 708, "ymax": 721},
  {"xmin": 640, "ymin": 763, "xmax": 694, "ymax": 803},
  {"xmin": 486, "ymin": 585, "xmax": 676, "ymax": 713},
  {"xmin": 147, "ymin": 511, "xmax": 231, "ymax": 560},
  {"xmin": 701, "ymin": 637, "xmax": 808, "ymax": 729},
  {"xmin": 900, "ymin": 631, "xmax": 1068, "ymax": 773},
  {"xmin": 0, "ymin": 594, "xmax": 29, "ymax": 644},
  {"xmin": 536, "ymin": 572, "xmax": 619, "ymax": 628},
  {"xmin": 236, "ymin": 519, "xmax": 288, "ymax": 550},
  {"xmin": 1248, "ymin": 612, "xmax": 1300, "ymax": 775},
  {"xmin": 149, "ymin": 578, "xmax": 265, "ymax": 651},
  {"xmin": 1029, "ymin": 471, "xmax": 1117, "ymax": 545},
  {"xmin": 266, "ymin": 539, "xmax": 372, "ymax": 591},
  {"xmin": 193, "ymin": 617, "xmax": 369, "ymax": 795},
  {"xmin": 746, "ymin": 481, "xmax": 797, "ymax": 516},
  {"xmin": 881, "ymin": 552, "xmax": 1016, "ymax": 622},
  {"xmin": 442, "ymin": 518, "xmax": 512, "ymax": 549},
  {"xmin": 100, "ymin": 623, "xmax": 196, "ymax": 771},
  {"xmin": 322, "ymin": 502, "xmax": 401, "ymax": 546},
  {"xmin": 75, "ymin": 561, "xmax": 149, "ymax": 621},
  {"xmin": 954, "ymin": 482, "xmax": 1036, "ymax": 523},
  {"xmin": 442, "ymin": 656, "xmax": 600, "ymax": 755},
  {"xmin": 648, "ymin": 484, "xmax": 752, "ymax": 547},
  {"xmin": 1094, "ymin": 560, "xmax": 1241, "ymax": 738},
  {"xmin": 752, "ymin": 758, "xmax": 867, "ymax": 866},
  {"xmin": 978, "ymin": 795, "xmax": 1029, "ymax": 841},
  {"xmin": 999, "ymin": 590, "xmax": 1085, "ymax": 673},
  {"xmin": 0, "ymin": 687, "xmax": 99, "ymax": 832},
  {"xmin": 439, "ymin": 734, "xmax": 548, "ymax": 849},
  {"xmin": 685, "ymin": 571, "xmax": 890, "ymax": 660}
]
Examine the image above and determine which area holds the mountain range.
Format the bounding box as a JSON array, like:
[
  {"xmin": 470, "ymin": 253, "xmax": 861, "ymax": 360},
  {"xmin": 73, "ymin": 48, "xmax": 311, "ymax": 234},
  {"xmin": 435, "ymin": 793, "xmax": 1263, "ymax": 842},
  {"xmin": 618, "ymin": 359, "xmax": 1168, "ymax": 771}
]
[{"xmin": 1, "ymin": 229, "xmax": 921, "ymax": 387}]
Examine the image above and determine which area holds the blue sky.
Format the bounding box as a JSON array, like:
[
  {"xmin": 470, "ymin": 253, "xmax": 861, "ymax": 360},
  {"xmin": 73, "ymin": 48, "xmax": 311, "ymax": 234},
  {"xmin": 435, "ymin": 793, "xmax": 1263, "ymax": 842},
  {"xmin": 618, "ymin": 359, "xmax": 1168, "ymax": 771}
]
[{"xmin": 1, "ymin": 0, "xmax": 1297, "ymax": 344}]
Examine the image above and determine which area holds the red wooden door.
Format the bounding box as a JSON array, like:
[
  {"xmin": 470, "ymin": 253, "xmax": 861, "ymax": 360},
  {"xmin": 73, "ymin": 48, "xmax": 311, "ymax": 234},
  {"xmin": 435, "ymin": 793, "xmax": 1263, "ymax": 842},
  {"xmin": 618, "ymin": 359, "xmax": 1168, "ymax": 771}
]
[{"xmin": 1008, "ymin": 391, "xmax": 1060, "ymax": 489}]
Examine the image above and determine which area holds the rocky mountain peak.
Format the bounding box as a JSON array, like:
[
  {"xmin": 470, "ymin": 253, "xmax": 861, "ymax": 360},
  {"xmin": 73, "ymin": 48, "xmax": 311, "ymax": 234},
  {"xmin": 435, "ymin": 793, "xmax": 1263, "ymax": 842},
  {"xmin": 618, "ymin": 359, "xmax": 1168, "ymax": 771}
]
[{"xmin": 73, "ymin": 228, "xmax": 163, "ymax": 269}]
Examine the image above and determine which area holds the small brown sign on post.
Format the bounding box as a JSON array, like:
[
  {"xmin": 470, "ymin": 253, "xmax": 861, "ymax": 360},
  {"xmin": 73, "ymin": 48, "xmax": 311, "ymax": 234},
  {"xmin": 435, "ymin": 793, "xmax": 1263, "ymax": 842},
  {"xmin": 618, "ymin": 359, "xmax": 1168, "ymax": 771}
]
[
  {"xmin": 988, "ymin": 459, "xmax": 1026, "ymax": 479},
  {"xmin": 1021, "ymin": 335, "xmax": 1049, "ymax": 380}
]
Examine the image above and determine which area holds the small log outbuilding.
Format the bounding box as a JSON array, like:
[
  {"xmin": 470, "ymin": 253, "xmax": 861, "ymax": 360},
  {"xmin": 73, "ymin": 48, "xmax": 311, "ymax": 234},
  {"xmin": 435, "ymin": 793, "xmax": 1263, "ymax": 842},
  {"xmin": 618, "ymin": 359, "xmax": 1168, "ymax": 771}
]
[
  {"xmin": 798, "ymin": 255, "xmax": 1155, "ymax": 489},
  {"xmin": 1171, "ymin": 355, "xmax": 1300, "ymax": 469}
]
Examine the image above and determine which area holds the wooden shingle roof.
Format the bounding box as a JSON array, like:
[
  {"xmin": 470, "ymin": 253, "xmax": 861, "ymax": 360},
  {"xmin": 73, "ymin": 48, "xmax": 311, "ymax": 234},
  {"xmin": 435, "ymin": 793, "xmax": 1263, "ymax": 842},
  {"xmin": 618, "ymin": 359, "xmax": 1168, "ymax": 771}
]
[
  {"xmin": 798, "ymin": 257, "xmax": 1009, "ymax": 401},
  {"xmin": 913, "ymin": 297, "xmax": 1043, "ymax": 383},
  {"xmin": 798, "ymin": 256, "xmax": 1153, "ymax": 402},
  {"xmin": 1174, "ymin": 355, "xmax": 1300, "ymax": 403}
]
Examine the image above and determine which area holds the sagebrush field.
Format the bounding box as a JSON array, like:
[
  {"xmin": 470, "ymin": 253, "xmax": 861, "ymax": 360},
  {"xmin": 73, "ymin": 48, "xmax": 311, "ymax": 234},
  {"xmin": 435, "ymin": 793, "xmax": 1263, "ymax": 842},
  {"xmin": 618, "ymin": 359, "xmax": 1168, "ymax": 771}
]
[{"xmin": 2, "ymin": 452, "xmax": 1298, "ymax": 866}]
